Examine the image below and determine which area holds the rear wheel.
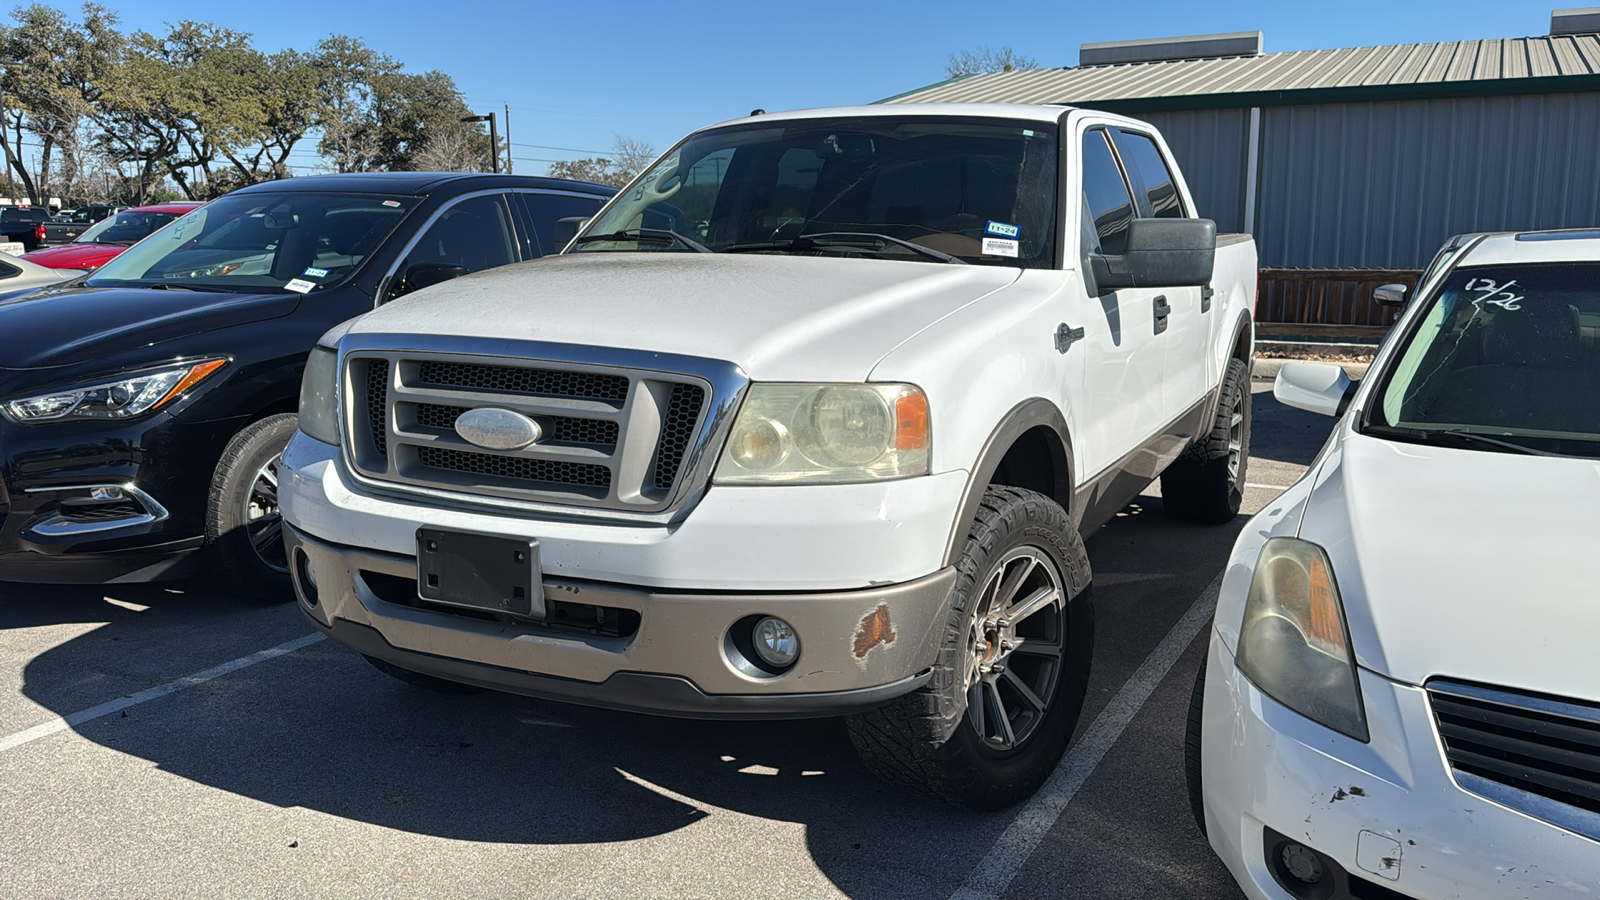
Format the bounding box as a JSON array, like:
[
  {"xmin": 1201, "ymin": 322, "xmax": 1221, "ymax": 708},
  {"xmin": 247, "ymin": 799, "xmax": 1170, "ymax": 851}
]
[
  {"xmin": 1163, "ymin": 358, "xmax": 1251, "ymax": 523},
  {"xmin": 846, "ymin": 486, "xmax": 1094, "ymax": 810},
  {"xmin": 205, "ymin": 414, "xmax": 298, "ymax": 603}
]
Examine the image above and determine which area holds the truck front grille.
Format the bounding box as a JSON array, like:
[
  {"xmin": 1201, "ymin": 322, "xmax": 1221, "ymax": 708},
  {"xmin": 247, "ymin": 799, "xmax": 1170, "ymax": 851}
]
[
  {"xmin": 1429, "ymin": 680, "xmax": 1600, "ymax": 839},
  {"xmin": 343, "ymin": 348, "xmax": 717, "ymax": 514}
]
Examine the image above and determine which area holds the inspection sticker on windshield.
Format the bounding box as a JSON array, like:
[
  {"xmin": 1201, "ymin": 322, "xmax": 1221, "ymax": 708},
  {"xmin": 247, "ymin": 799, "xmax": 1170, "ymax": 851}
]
[
  {"xmin": 302, "ymin": 267, "xmax": 329, "ymax": 279},
  {"xmin": 284, "ymin": 278, "xmax": 316, "ymax": 294},
  {"xmin": 985, "ymin": 220, "xmax": 1020, "ymax": 239},
  {"xmin": 982, "ymin": 237, "xmax": 1019, "ymax": 258}
]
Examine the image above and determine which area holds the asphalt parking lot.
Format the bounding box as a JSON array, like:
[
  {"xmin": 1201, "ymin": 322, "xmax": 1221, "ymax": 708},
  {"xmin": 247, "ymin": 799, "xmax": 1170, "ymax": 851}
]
[{"xmin": 0, "ymin": 383, "xmax": 1334, "ymax": 899}]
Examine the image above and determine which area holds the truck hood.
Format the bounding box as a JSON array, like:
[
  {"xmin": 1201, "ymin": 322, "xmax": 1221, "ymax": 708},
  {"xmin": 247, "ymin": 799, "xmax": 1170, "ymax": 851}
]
[
  {"xmin": 347, "ymin": 253, "xmax": 1022, "ymax": 381},
  {"xmin": 1297, "ymin": 429, "xmax": 1600, "ymax": 700},
  {"xmin": 0, "ymin": 283, "xmax": 300, "ymax": 370},
  {"xmin": 21, "ymin": 242, "xmax": 124, "ymax": 270}
]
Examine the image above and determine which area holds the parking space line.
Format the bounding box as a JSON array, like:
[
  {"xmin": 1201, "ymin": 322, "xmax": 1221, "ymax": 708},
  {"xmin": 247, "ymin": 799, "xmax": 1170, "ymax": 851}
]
[
  {"xmin": 948, "ymin": 573, "xmax": 1222, "ymax": 900},
  {"xmin": 0, "ymin": 632, "xmax": 326, "ymax": 755}
]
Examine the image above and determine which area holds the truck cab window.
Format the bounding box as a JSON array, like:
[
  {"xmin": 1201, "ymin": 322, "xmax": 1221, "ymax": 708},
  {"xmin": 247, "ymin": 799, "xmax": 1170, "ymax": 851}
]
[
  {"xmin": 1113, "ymin": 131, "xmax": 1185, "ymax": 218},
  {"xmin": 1081, "ymin": 130, "xmax": 1135, "ymax": 258}
]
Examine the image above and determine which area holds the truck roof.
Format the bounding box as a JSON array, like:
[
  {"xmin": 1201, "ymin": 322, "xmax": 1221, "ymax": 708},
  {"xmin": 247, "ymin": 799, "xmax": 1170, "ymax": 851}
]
[
  {"xmin": 1459, "ymin": 230, "xmax": 1600, "ymax": 267},
  {"xmin": 702, "ymin": 102, "xmax": 1079, "ymax": 132}
]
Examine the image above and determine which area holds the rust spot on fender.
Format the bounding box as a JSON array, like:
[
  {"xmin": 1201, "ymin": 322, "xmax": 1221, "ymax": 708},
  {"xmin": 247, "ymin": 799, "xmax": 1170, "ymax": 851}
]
[{"xmin": 853, "ymin": 604, "xmax": 897, "ymax": 659}]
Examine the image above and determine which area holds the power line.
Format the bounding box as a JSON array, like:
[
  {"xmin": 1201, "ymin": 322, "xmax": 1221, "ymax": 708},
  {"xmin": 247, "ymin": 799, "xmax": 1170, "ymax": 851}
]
[{"xmin": 510, "ymin": 140, "xmax": 611, "ymax": 156}]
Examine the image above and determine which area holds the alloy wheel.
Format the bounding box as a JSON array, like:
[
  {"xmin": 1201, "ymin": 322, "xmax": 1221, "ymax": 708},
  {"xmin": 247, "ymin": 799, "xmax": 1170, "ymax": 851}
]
[
  {"xmin": 963, "ymin": 546, "xmax": 1067, "ymax": 751},
  {"xmin": 245, "ymin": 453, "xmax": 288, "ymax": 574}
]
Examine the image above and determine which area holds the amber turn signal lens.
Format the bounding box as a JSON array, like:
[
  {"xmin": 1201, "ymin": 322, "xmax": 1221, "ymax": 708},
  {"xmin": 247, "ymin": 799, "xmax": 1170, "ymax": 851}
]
[
  {"xmin": 154, "ymin": 358, "xmax": 228, "ymax": 409},
  {"xmin": 894, "ymin": 391, "xmax": 930, "ymax": 450}
]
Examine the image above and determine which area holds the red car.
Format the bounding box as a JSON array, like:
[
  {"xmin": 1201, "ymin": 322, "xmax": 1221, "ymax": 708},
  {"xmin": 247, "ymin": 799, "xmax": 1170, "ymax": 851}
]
[{"xmin": 23, "ymin": 202, "xmax": 204, "ymax": 270}]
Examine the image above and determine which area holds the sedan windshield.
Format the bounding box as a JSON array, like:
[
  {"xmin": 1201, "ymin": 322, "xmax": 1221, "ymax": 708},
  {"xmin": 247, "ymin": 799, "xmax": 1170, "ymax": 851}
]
[
  {"xmin": 573, "ymin": 116, "xmax": 1059, "ymax": 268},
  {"xmin": 87, "ymin": 192, "xmax": 419, "ymax": 293},
  {"xmin": 74, "ymin": 210, "xmax": 183, "ymax": 245},
  {"xmin": 1369, "ymin": 262, "xmax": 1600, "ymax": 457}
]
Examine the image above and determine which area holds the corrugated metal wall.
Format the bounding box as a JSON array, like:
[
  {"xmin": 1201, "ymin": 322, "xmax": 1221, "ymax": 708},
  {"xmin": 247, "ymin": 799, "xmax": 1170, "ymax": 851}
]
[
  {"xmin": 1134, "ymin": 108, "xmax": 1250, "ymax": 234},
  {"xmin": 1254, "ymin": 92, "xmax": 1600, "ymax": 268}
]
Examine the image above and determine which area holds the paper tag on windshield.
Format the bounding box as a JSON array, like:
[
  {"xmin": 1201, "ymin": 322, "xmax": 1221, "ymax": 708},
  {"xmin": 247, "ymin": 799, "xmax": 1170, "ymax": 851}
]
[
  {"xmin": 284, "ymin": 278, "xmax": 316, "ymax": 294},
  {"xmin": 982, "ymin": 237, "xmax": 1019, "ymax": 258}
]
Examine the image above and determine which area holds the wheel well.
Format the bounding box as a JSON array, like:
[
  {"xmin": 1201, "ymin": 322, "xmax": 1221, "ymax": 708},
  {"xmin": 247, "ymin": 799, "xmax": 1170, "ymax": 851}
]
[
  {"xmin": 988, "ymin": 425, "xmax": 1073, "ymax": 514},
  {"xmin": 1232, "ymin": 317, "xmax": 1253, "ymax": 366},
  {"xmin": 249, "ymin": 398, "xmax": 298, "ymax": 423}
]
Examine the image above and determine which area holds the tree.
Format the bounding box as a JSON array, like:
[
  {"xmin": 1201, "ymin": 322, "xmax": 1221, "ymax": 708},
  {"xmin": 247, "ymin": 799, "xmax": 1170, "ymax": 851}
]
[
  {"xmin": 945, "ymin": 46, "xmax": 1037, "ymax": 77},
  {"xmin": 546, "ymin": 135, "xmax": 655, "ymax": 188}
]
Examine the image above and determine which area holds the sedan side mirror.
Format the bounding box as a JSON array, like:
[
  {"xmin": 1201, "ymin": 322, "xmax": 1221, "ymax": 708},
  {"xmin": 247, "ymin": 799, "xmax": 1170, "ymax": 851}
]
[
  {"xmin": 553, "ymin": 216, "xmax": 590, "ymax": 250},
  {"xmin": 1373, "ymin": 283, "xmax": 1408, "ymax": 307},
  {"xmin": 403, "ymin": 262, "xmax": 471, "ymax": 293},
  {"xmin": 1275, "ymin": 362, "xmax": 1354, "ymax": 417},
  {"xmin": 1089, "ymin": 218, "xmax": 1216, "ymax": 296}
]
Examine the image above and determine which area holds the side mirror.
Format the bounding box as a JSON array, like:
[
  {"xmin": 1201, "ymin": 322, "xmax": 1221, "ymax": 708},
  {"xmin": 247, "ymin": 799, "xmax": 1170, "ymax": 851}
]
[
  {"xmin": 1089, "ymin": 218, "xmax": 1216, "ymax": 295},
  {"xmin": 403, "ymin": 262, "xmax": 471, "ymax": 293},
  {"xmin": 1274, "ymin": 362, "xmax": 1354, "ymax": 417},
  {"xmin": 1373, "ymin": 283, "xmax": 1408, "ymax": 307},
  {"xmin": 553, "ymin": 216, "xmax": 590, "ymax": 250}
]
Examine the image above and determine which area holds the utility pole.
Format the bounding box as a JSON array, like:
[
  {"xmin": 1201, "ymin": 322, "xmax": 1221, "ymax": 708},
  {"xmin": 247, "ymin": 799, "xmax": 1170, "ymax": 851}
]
[{"xmin": 504, "ymin": 103, "xmax": 512, "ymax": 174}]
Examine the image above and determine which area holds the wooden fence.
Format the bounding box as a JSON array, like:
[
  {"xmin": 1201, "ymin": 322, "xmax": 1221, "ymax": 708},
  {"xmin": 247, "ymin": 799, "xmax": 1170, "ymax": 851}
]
[{"xmin": 1254, "ymin": 268, "xmax": 1422, "ymax": 336}]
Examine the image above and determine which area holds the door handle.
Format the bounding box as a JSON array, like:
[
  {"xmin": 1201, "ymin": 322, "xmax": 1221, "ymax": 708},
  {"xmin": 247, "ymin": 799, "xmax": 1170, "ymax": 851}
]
[
  {"xmin": 1055, "ymin": 322, "xmax": 1085, "ymax": 354},
  {"xmin": 1201, "ymin": 286, "xmax": 1214, "ymax": 313},
  {"xmin": 1153, "ymin": 295, "xmax": 1170, "ymax": 335}
]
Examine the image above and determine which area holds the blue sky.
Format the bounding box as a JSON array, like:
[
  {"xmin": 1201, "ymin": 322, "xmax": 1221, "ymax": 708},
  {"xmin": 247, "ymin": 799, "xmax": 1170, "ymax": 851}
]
[{"xmin": 67, "ymin": 0, "xmax": 1567, "ymax": 175}]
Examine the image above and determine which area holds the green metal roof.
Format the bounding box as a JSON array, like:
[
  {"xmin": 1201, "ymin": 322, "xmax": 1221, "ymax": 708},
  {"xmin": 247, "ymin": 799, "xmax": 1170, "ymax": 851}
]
[{"xmin": 883, "ymin": 34, "xmax": 1600, "ymax": 111}]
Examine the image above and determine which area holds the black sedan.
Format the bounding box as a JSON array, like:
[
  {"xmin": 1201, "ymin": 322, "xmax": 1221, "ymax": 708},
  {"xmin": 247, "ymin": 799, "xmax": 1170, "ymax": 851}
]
[{"xmin": 0, "ymin": 172, "xmax": 612, "ymax": 598}]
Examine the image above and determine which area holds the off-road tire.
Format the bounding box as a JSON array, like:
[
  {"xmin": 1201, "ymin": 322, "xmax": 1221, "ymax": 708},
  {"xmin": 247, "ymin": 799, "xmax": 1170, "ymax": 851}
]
[
  {"xmin": 1162, "ymin": 358, "xmax": 1251, "ymax": 523},
  {"xmin": 205, "ymin": 413, "xmax": 298, "ymax": 603},
  {"xmin": 845, "ymin": 486, "xmax": 1094, "ymax": 810},
  {"xmin": 1185, "ymin": 653, "xmax": 1208, "ymax": 837},
  {"xmin": 362, "ymin": 655, "xmax": 486, "ymax": 695}
]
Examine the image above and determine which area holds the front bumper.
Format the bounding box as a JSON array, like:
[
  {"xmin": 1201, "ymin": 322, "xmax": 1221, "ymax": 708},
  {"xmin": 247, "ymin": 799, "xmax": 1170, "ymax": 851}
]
[
  {"xmin": 1200, "ymin": 631, "xmax": 1600, "ymax": 899},
  {"xmin": 286, "ymin": 524, "xmax": 955, "ymax": 719}
]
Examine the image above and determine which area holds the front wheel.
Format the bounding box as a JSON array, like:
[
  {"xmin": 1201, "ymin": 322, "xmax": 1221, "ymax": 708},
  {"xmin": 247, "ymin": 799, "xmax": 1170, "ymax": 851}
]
[
  {"xmin": 205, "ymin": 413, "xmax": 299, "ymax": 603},
  {"xmin": 846, "ymin": 486, "xmax": 1094, "ymax": 810}
]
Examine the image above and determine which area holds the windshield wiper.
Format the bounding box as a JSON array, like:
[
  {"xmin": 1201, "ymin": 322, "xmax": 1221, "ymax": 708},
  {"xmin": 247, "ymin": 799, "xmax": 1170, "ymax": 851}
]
[
  {"xmin": 573, "ymin": 228, "xmax": 711, "ymax": 253},
  {"xmin": 1367, "ymin": 424, "xmax": 1563, "ymax": 457},
  {"xmin": 142, "ymin": 282, "xmax": 234, "ymax": 293},
  {"xmin": 722, "ymin": 232, "xmax": 967, "ymax": 265}
]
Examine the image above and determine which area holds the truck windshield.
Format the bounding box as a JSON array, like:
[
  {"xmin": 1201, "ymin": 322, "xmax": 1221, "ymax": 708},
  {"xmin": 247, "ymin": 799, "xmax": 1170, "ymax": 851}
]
[
  {"xmin": 573, "ymin": 116, "xmax": 1060, "ymax": 268},
  {"xmin": 1368, "ymin": 262, "xmax": 1600, "ymax": 458},
  {"xmin": 86, "ymin": 192, "xmax": 419, "ymax": 293}
]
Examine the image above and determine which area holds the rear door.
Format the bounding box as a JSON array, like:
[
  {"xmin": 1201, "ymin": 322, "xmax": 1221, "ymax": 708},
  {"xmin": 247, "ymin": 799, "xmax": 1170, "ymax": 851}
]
[
  {"xmin": 1076, "ymin": 127, "xmax": 1169, "ymax": 476},
  {"xmin": 1109, "ymin": 127, "xmax": 1210, "ymax": 422}
]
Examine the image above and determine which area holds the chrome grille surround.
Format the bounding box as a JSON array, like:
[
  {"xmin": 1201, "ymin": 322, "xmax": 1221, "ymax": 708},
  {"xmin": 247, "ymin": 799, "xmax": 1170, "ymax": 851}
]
[
  {"xmin": 1428, "ymin": 679, "xmax": 1600, "ymax": 842},
  {"xmin": 337, "ymin": 335, "xmax": 748, "ymax": 522}
]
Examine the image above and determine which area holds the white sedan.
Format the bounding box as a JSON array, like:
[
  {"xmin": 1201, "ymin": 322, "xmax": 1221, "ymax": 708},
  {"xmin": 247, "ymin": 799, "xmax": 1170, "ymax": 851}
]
[{"xmin": 1191, "ymin": 229, "xmax": 1600, "ymax": 899}]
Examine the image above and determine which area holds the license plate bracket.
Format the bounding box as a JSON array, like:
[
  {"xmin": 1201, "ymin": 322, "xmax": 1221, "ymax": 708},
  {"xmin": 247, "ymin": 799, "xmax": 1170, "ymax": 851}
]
[{"xmin": 416, "ymin": 528, "xmax": 544, "ymax": 619}]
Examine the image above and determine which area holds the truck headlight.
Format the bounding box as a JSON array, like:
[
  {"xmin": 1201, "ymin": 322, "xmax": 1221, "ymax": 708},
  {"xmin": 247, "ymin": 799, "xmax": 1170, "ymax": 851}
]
[
  {"xmin": 1, "ymin": 358, "xmax": 227, "ymax": 423},
  {"xmin": 298, "ymin": 346, "xmax": 340, "ymax": 445},
  {"xmin": 714, "ymin": 383, "xmax": 930, "ymax": 484},
  {"xmin": 1235, "ymin": 538, "xmax": 1369, "ymax": 741}
]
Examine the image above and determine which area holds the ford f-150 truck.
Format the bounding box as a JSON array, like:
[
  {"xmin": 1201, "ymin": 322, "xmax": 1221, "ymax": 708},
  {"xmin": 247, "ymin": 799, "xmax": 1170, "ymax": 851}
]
[{"xmin": 281, "ymin": 103, "xmax": 1258, "ymax": 808}]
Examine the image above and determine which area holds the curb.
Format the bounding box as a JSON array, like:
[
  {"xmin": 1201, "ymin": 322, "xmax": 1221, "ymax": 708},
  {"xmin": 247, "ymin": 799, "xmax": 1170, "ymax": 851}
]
[{"xmin": 1253, "ymin": 358, "xmax": 1371, "ymax": 382}]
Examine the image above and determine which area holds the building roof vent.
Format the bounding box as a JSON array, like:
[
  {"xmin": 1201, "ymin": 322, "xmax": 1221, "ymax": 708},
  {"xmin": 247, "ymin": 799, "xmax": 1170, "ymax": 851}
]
[
  {"xmin": 1550, "ymin": 6, "xmax": 1600, "ymax": 35},
  {"xmin": 1078, "ymin": 31, "xmax": 1264, "ymax": 67}
]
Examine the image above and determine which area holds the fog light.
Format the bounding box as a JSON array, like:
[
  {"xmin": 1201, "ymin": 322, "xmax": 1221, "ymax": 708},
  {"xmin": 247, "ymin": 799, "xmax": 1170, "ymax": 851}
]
[
  {"xmin": 752, "ymin": 616, "xmax": 799, "ymax": 667},
  {"xmin": 1280, "ymin": 843, "xmax": 1324, "ymax": 884}
]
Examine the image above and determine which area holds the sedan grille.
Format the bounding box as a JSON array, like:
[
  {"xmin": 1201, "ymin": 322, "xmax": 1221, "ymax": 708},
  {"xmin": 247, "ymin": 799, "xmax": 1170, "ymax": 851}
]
[
  {"xmin": 344, "ymin": 349, "xmax": 713, "ymax": 514},
  {"xmin": 1429, "ymin": 680, "xmax": 1600, "ymax": 837}
]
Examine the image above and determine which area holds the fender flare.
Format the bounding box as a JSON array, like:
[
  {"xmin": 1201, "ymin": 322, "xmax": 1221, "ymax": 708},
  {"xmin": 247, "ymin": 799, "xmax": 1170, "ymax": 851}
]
[{"xmin": 941, "ymin": 398, "xmax": 1075, "ymax": 567}]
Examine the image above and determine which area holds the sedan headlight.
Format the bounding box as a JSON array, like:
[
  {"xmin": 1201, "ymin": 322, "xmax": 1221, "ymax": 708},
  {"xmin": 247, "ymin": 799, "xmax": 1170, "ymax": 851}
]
[
  {"xmin": 298, "ymin": 346, "xmax": 340, "ymax": 445},
  {"xmin": 1, "ymin": 358, "xmax": 227, "ymax": 423},
  {"xmin": 714, "ymin": 383, "xmax": 930, "ymax": 484},
  {"xmin": 1235, "ymin": 537, "xmax": 1369, "ymax": 741}
]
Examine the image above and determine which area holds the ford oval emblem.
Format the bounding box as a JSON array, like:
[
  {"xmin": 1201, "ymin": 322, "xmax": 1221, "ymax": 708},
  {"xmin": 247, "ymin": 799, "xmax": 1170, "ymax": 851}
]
[{"xmin": 455, "ymin": 408, "xmax": 542, "ymax": 451}]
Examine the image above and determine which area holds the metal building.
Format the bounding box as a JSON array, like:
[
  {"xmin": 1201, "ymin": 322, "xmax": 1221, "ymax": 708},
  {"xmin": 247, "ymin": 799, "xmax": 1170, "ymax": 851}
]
[{"xmin": 883, "ymin": 9, "xmax": 1600, "ymax": 270}]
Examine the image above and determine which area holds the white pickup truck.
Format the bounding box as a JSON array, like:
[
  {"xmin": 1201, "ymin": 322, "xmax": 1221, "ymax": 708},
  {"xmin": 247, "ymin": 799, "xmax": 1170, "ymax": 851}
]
[{"xmin": 281, "ymin": 103, "xmax": 1258, "ymax": 808}]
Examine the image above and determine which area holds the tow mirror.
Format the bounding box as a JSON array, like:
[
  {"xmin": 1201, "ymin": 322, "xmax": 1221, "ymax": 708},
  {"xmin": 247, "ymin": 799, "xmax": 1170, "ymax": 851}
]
[
  {"xmin": 403, "ymin": 262, "xmax": 471, "ymax": 293},
  {"xmin": 1275, "ymin": 362, "xmax": 1354, "ymax": 417},
  {"xmin": 554, "ymin": 216, "xmax": 590, "ymax": 249},
  {"xmin": 1374, "ymin": 283, "xmax": 1408, "ymax": 307},
  {"xmin": 1089, "ymin": 218, "xmax": 1216, "ymax": 296}
]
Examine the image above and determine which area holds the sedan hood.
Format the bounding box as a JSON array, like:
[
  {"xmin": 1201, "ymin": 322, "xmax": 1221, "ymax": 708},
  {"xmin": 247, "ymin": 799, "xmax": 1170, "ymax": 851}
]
[
  {"xmin": 1298, "ymin": 430, "xmax": 1600, "ymax": 699},
  {"xmin": 347, "ymin": 253, "xmax": 1022, "ymax": 381},
  {"xmin": 0, "ymin": 284, "xmax": 300, "ymax": 370},
  {"xmin": 22, "ymin": 243, "xmax": 123, "ymax": 270}
]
